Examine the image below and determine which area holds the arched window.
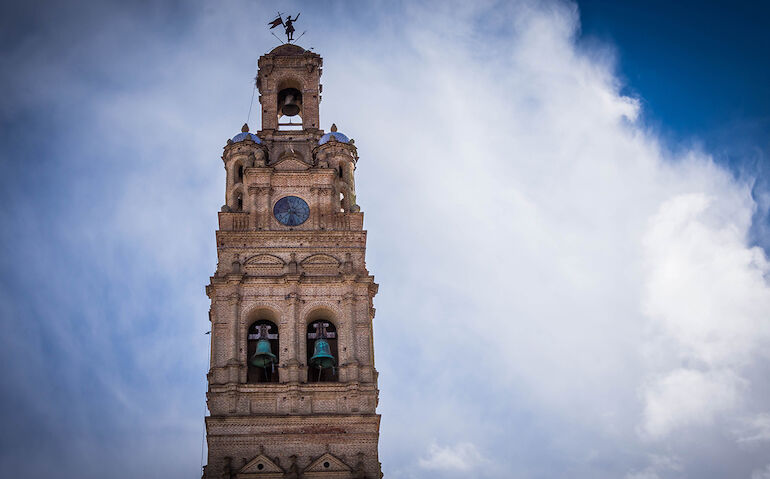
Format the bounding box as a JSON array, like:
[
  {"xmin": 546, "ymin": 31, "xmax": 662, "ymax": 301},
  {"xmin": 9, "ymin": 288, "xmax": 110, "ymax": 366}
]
[
  {"xmin": 235, "ymin": 192, "xmax": 243, "ymax": 212},
  {"xmin": 247, "ymin": 320, "xmax": 279, "ymax": 383},
  {"xmin": 236, "ymin": 164, "xmax": 244, "ymax": 183},
  {"xmin": 307, "ymin": 320, "xmax": 338, "ymax": 382}
]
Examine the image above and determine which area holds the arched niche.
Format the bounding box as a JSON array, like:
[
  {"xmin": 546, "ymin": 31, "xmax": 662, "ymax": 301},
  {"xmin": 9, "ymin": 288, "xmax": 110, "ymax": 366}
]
[
  {"xmin": 306, "ymin": 318, "xmax": 339, "ymax": 383},
  {"xmin": 246, "ymin": 318, "xmax": 280, "ymax": 384},
  {"xmin": 235, "ymin": 162, "xmax": 244, "ymax": 184},
  {"xmin": 229, "ymin": 185, "xmax": 244, "ymax": 212}
]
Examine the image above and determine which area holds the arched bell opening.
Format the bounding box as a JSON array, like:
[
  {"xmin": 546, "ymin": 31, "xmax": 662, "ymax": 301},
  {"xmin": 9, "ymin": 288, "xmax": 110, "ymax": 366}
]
[
  {"xmin": 236, "ymin": 163, "xmax": 244, "ymax": 183},
  {"xmin": 277, "ymin": 86, "xmax": 303, "ymax": 130},
  {"xmin": 247, "ymin": 320, "xmax": 280, "ymax": 383},
  {"xmin": 306, "ymin": 320, "xmax": 338, "ymax": 383}
]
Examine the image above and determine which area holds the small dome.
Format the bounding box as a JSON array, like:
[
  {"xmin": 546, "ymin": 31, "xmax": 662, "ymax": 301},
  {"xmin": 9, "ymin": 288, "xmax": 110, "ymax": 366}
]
[
  {"xmin": 269, "ymin": 44, "xmax": 306, "ymax": 56},
  {"xmin": 231, "ymin": 124, "xmax": 262, "ymax": 144},
  {"xmin": 318, "ymin": 131, "xmax": 350, "ymax": 145},
  {"xmin": 231, "ymin": 132, "xmax": 262, "ymax": 144}
]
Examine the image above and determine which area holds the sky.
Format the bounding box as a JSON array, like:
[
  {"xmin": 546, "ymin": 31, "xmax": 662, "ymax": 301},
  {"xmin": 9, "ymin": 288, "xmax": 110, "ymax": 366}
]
[{"xmin": 0, "ymin": 1, "xmax": 769, "ymax": 478}]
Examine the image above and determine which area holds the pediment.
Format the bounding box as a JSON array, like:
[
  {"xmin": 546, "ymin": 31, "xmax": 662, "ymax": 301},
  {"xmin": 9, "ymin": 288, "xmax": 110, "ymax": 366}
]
[
  {"xmin": 300, "ymin": 254, "xmax": 340, "ymax": 276},
  {"xmin": 237, "ymin": 454, "xmax": 284, "ymax": 478},
  {"xmin": 272, "ymin": 156, "xmax": 310, "ymax": 171},
  {"xmin": 245, "ymin": 254, "xmax": 285, "ymax": 265},
  {"xmin": 301, "ymin": 254, "xmax": 340, "ymax": 265},
  {"xmin": 244, "ymin": 254, "xmax": 285, "ymax": 277},
  {"xmin": 304, "ymin": 452, "xmax": 351, "ymax": 474}
]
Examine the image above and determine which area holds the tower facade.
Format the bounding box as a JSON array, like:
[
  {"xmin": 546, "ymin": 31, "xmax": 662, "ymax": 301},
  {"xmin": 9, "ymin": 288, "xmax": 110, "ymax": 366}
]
[{"xmin": 203, "ymin": 43, "xmax": 382, "ymax": 479}]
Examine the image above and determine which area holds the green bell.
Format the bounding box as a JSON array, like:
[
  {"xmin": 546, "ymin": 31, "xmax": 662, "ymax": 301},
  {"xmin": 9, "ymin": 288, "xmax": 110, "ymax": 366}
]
[
  {"xmin": 310, "ymin": 338, "xmax": 336, "ymax": 370},
  {"xmin": 250, "ymin": 339, "xmax": 277, "ymax": 368}
]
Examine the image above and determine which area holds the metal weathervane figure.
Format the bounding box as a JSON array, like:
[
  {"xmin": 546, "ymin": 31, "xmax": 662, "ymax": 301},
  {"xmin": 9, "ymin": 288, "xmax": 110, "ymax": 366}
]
[{"xmin": 268, "ymin": 12, "xmax": 302, "ymax": 43}]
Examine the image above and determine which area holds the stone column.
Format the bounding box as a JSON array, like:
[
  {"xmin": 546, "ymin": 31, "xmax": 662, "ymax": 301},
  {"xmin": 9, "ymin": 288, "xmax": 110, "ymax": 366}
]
[
  {"xmin": 248, "ymin": 186, "xmax": 259, "ymax": 230},
  {"xmin": 228, "ymin": 292, "xmax": 241, "ymax": 384},
  {"xmin": 209, "ymin": 302, "xmax": 227, "ymax": 385},
  {"xmin": 267, "ymin": 187, "xmax": 275, "ymax": 229},
  {"xmin": 318, "ymin": 187, "xmax": 332, "ymax": 230},
  {"xmin": 311, "ymin": 187, "xmax": 320, "ymax": 229},
  {"xmin": 280, "ymin": 292, "xmax": 301, "ymax": 383},
  {"xmin": 342, "ymin": 290, "xmax": 359, "ymax": 382},
  {"xmin": 342, "ymin": 160, "xmax": 358, "ymax": 211},
  {"xmin": 255, "ymin": 186, "xmax": 271, "ymax": 230}
]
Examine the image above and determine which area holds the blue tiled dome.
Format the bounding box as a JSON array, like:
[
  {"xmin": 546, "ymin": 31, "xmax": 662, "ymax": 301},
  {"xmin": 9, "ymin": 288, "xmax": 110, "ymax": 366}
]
[
  {"xmin": 318, "ymin": 131, "xmax": 350, "ymax": 145},
  {"xmin": 231, "ymin": 132, "xmax": 262, "ymax": 144}
]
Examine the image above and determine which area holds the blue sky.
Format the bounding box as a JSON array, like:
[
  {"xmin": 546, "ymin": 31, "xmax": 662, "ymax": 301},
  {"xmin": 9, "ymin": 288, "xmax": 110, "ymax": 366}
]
[
  {"xmin": 0, "ymin": 1, "xmax": 769, "ymax": 478},
  {"xmin": 578, "ymin": 0, "xmax": 770, "ymax": 246}
]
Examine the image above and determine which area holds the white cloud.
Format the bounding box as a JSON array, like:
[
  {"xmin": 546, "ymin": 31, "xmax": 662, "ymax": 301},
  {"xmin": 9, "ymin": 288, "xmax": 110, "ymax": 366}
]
[
  {"xmin": 336, "ymin": 0, "xmax": 770, "ymax": 475},
  {"xmin": 418, "ymin": 442, "xmax": 487, "ymax": 472},
  {"xmin": 625, "ymin": 454, "xmax": 682, "ymax": 479},
  {"xmin": 626, "ymin": 473, "xmax": 661, "ymax": 479},
  {"xmin": 3, "ymin": 0, "xmax": 770, "ymax": 478},
  {"xmin": 753, "ymin": 465, "xmax": 770, "ymax": 479},
  {"xmin": 736, "ymin": 414, "xmax": 770, "ymax": 444},
  {"xmin": 640, "ymin": 368, "xmax": 743, "ymax": 438},
  {"xmin": 639, "ymin": 192, "xmax": 770, "ymax": 438}
]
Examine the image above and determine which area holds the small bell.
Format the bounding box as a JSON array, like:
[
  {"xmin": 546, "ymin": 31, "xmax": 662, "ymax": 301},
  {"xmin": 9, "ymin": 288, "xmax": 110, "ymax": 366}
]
[
  {"xmin": 278, "ymin": 88, "xmax": 302, "ymax": 117},
  {"xmin": 250, "ymin": 339, "xmax": 277, "ymax": 368},
  {"xmin": 310, "ymin": 338, "xmax": 336, "ymax": 370}
]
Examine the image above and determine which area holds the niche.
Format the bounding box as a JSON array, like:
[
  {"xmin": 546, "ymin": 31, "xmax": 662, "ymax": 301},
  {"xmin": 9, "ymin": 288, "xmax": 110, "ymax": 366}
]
[
  {"xmin": 306, "ymin": 320, "xmax": 338, "ymax": 382},
  {"xmin": 247, "ymin": 320, "xmax": 279, "ymax": 383}
]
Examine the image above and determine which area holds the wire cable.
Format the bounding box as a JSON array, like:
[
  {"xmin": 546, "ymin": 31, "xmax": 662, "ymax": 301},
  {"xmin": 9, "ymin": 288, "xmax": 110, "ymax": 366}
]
[{"xmin": 246, "ymin": 64, "xmax": 257, "ymax": 125}]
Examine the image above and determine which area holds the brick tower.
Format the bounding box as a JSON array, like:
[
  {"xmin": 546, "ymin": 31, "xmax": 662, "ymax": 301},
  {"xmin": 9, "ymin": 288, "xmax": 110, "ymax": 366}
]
[{"xmin": 203, "ymin": 43, "xmax": 382, "ymax": 479}]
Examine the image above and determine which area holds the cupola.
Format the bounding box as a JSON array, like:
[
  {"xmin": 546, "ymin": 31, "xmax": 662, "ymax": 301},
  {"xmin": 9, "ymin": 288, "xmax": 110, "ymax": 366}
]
[
  {"xmin": 318, "ymin": 124, "xmax": 350, "ymax": 145},
  {"xmin": 229, "ymin": 123, "xmax": 262, "ymax": 144}
]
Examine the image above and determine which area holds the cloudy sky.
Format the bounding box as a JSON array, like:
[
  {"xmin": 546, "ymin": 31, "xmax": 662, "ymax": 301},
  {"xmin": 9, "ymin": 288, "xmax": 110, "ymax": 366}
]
[{"xmin": 1, "ymin": 1, "xmax": 769, "ymax": 478}]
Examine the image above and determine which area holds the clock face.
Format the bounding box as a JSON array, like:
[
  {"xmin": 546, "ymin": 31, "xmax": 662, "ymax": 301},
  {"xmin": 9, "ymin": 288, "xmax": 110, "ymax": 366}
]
[{"xmin": 273, "ymin": 196, "xmax": 310, "ymax": 226}]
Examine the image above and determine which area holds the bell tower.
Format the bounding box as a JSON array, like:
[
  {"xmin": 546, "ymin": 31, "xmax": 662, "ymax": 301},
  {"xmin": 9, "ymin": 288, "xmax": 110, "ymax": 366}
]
[
  {"xmin": 203, "ymin": 42, "xmax": 382, "ymax": 479},
  {"xmin": 257, "ymin": 44, "xmax": 322, "ymax": 132}
]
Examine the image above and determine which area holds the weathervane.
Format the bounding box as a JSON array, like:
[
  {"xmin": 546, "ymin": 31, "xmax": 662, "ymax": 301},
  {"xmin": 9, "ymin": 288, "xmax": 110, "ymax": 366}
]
[{"xmin": 268, "ymin": 12, "xmax": 305, "ymax": 43}]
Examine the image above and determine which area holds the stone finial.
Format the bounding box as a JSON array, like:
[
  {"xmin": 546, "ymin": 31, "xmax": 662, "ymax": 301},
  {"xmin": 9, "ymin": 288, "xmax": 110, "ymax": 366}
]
[
  {"xmin": 330, "ymin": 123, "xmax": 337, "ymax": 132},
  {"xmin": 242, "ymin": 123, "xmax": 250, "ymax": 132}
]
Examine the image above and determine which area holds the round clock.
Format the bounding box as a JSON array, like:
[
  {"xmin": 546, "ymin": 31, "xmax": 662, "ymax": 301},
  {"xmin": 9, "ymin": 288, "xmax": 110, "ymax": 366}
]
[{"xmin": 273, "ymin": 196, "xmax": 310, "ymax": 226}]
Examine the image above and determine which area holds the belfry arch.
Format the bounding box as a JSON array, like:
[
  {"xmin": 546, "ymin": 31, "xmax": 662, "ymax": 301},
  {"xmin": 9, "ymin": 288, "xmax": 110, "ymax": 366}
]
[{"xmin": 246, "ymin": 319, "xmax": 279, "ymax": 383}]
